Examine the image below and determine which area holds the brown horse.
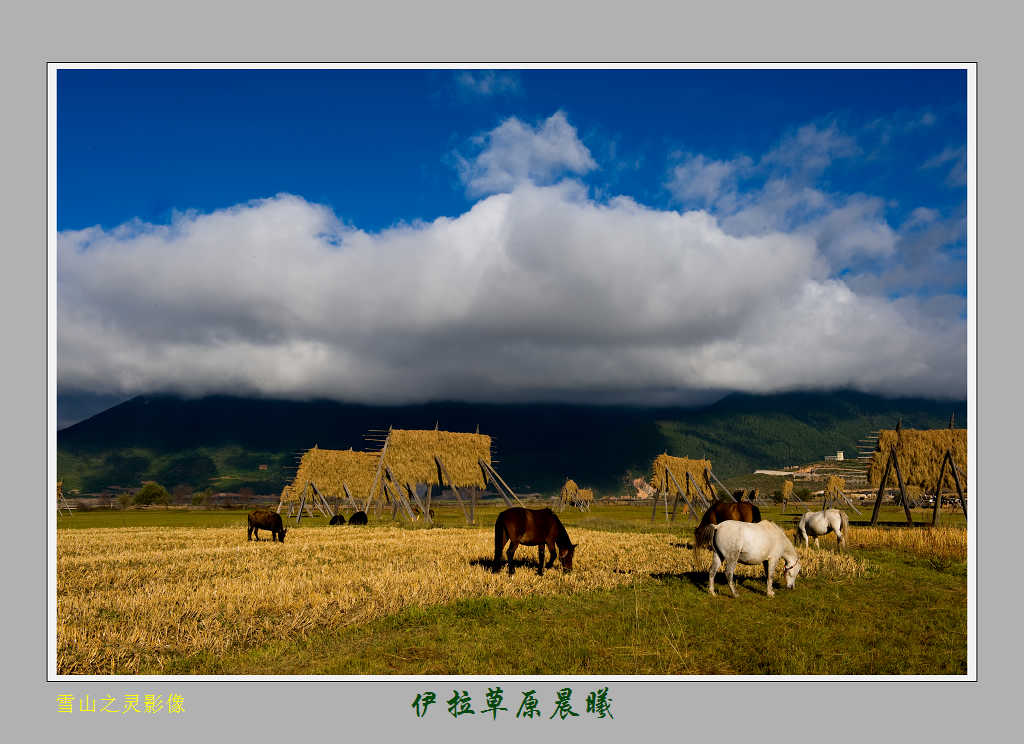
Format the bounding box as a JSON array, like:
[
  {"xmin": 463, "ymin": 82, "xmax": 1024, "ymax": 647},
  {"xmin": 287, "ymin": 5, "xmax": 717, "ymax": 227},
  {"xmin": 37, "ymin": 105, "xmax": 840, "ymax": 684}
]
[
  {"xmin": 694, "ymin": 499, "xmax": 761, "ymax": 548},
  {"xmin": 493, "ymin": 507, "xmax": 576, "ymax": 575}
]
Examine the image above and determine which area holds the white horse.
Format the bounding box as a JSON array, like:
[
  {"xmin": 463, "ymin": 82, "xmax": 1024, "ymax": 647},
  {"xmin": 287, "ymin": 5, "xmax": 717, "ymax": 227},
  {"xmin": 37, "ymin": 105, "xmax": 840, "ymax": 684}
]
[
  {"xmin": 708, "ymin": 520, "xmax": 801, "ymax": 598},
  {"xmin": 796, "ymin": 509, "xmax": 849, "ymax": 551}
]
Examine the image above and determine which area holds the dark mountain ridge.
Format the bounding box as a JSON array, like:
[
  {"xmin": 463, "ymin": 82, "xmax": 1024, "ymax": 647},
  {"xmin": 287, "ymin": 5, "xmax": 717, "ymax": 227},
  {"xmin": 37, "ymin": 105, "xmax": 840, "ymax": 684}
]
[{"xmin": 57, "ymin": 391, "xmax": 966, "ymax": 495}]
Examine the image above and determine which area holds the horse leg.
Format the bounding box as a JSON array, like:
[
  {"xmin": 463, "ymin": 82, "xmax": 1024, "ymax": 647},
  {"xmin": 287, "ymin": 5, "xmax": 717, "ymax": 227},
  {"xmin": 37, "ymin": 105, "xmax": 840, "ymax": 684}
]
[
  {"xmin": 725, "ymin": 555, "xmax": 738, "ymax": 597},
  {"xmin": 708, "ymin": 551, "xmax": 722, "ymax": 595},
  {"xmin": 546, "ymin": 540, "xmax": 557, "ymax": 569},
  {"xmin": 766, "ymin": 558, "xmax": 777, "ymax": 597},
  {"xmin": 814, "ymin": 536, "xmax": 819, "ymax": 549},
  {"xmin": 537, "ymin": 544, "xmax": 545, "ymax": 576},
  {"xmin": 253, "ymin": 528, "xmax": 260, "ymax": 542},
  {"xmin": 247, "ymin": 525, "xmax": 253, "ymax": 541},
  {"xmin": 506, "ymin": 541, "xmax": 518, "ymax": 575}
]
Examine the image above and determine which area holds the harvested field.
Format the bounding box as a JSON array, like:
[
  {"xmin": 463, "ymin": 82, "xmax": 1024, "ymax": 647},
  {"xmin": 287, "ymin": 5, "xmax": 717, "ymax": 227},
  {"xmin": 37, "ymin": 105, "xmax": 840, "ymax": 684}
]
[
  {"xmin": 845, "ymin": 526, "xmax": 966, "ymax": 561},
  {"xmin": 57, "ymin": 524, "xmax": 867, "ymax": 674}
]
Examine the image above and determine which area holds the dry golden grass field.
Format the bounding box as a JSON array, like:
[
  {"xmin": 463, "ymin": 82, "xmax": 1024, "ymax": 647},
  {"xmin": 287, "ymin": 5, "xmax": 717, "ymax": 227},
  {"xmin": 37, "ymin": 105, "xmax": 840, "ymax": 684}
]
[{"xmin": 58, "ymin": 522, "xmax": 870, "ymax": 674}]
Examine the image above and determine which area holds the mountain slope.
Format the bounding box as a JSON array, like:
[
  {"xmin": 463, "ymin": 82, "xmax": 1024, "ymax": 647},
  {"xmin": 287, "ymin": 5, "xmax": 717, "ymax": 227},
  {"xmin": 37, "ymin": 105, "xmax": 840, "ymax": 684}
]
[{"xmin": 57, "ymin": 391, "xmax": 966, "ymax": 495}]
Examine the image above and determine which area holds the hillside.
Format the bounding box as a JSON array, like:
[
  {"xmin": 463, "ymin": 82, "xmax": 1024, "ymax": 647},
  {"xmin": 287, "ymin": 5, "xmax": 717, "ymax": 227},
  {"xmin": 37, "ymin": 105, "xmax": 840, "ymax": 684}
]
[{"xmin": 56, "ymin": 391, "xmax": 966, "ymax": 496}]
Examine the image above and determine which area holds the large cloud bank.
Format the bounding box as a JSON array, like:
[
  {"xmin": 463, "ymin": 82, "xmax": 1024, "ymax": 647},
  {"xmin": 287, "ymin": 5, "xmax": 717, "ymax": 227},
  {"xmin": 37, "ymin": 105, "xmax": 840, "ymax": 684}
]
[{"xmin": 58, "ymin": 114, "xmax": 967, "ymax": 404}]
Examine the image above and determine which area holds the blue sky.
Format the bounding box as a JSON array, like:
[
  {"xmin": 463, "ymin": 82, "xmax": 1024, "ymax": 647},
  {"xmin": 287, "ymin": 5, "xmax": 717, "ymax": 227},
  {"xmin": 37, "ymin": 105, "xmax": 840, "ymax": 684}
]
[{"xmin": 56, "ymin": 67, "xmax": 968, "ymax": 422}]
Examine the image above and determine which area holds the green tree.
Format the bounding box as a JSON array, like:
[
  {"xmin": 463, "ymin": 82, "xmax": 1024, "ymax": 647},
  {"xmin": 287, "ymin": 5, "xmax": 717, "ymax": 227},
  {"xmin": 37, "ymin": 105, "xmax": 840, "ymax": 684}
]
[{"xmin": 134, "ymin": 482, "xmax": 170, "ymax": 506}]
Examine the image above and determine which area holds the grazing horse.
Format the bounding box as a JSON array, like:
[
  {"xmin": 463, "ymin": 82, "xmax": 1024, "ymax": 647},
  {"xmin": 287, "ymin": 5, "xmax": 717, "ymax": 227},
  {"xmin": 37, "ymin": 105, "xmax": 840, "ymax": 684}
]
[
  {"xmin": 708, "ymin": 520, "xmax": 801, "ymax": 598},
  {"xmin": 695, "ymin": 499, "xmax": 762, "ymax": 547},
  {"xmin": 329, "ymin": 514, "xmax": 346, "ymax": 525},
  {"xmin": 493, "ymin": 507, "xmax": 576, "ymax": 575},
  {"xmin": 796, "ymin": 509, "xmax": 849, "ymax": 551},
  {"xmin": 247, "ymin": 510, "xmax": 288, "ymax": 542},
  {"xmin": 348, "ymin": 511, "xmax": 368, "ymax": 525}
]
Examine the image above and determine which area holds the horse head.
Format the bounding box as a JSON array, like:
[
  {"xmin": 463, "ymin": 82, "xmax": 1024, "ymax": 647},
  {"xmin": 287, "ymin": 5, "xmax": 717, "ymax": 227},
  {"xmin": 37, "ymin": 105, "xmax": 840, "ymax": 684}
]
[
  {"xmin": 783, "ymin": 558, "xmax": 800, "ymax": 589},
  {"xmin": 559, "ymin": 542, "xmax": 577, "ymax": 572}
]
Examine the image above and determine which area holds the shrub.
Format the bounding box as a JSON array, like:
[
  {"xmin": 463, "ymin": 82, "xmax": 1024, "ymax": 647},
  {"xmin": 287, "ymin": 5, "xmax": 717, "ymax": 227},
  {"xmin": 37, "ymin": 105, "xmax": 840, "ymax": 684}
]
[
  {"xmin": 134, "ymin": 482, "xmax": 170, "ymax": 506},
  {"xmin": 117, "ymin": 491, "xmax": 134, "ymax": 510}
]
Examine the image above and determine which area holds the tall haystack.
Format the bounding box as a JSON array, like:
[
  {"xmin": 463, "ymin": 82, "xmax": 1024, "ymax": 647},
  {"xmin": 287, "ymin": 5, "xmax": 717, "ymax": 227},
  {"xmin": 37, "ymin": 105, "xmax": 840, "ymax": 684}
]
[
  {"xmin": 650, "ymin": 454, "xmax": 712, "ymax": 493},
  {"xmin": 560, "ymin": 479, "xmax": 579, "ymax": 503},
  {"xmin": 782, "ymin": 480, "xmax": 794, "ymax": 502},
  {"xmin": 868, "ymin": 429, "xmax": 967, "ymax": 489},
  {"xmin": 282, "ymin": 446, "xmax": 381, "ymax": 505},
  {"xmin": 381, "ymin": 429, "xmax": 491, "ymax": 491},
  {"xmin": 825, "ymin": 476, "xmax": 845, "ymax": 506}
]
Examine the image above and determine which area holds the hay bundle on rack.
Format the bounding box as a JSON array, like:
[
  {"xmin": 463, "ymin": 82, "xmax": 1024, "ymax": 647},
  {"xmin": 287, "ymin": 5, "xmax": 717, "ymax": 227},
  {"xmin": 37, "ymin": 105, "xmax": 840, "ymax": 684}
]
[
  {"xmin": 649, "ymin": 454, "xmax": 711, "ymax": 493},
  {"xmin": 825, "ymin": 476, "xmax": 845, "ymax": 505},
  {"xmin": 382, "ymin": 429, "xmax": 490, "ymax": 490},
  {"xmin": 560, "ymin": 479, "xmax": 579, "ymax": 504},
  {"xmin": 867, "ymin": 429, "xmax": 967, "ymax": 489},
  {"xmin": 283, "ymin": 446, "xmax": 381, "ymax": 504},
  {"xmin": 782, "ymin": 480, "xmax": 794, "ymax": 502}
]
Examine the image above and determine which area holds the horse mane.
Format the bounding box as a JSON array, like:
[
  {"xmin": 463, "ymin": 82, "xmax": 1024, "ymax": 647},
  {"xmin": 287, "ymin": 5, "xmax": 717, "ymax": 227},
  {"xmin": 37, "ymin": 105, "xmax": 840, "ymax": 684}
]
[{"xmin": 551, "ymin": 512, "xmax": 573, "ymax": 548}]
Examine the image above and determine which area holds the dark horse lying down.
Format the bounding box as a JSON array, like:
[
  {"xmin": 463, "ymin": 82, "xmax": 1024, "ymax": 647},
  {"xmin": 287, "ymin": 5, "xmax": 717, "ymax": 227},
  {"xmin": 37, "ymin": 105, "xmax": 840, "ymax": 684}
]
[
  {"xmin": 493, "ymin": 507, "xmax": 576, "ymax": 575},
  {"xmin": 247, "ymin": 510, "xmax": 288, "ymax": 542},
  {"xmin": 694, "ymin": 499, "xmax": 761, "ymax": 547}
]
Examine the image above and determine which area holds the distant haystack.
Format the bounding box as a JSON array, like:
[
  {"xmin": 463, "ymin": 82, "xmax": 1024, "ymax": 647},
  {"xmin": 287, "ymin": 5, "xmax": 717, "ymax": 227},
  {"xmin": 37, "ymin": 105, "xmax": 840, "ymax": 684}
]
[
  {"xmin": 650, "ymin": 454, "xmax": 711, "ymax": 493},
  {"xmin": 281, "ymin": 446, "xmax": 381, "ymax": 506},
  {"xmin": 382, "ymin": 429, "xmax": 491, "ymax": 490}
]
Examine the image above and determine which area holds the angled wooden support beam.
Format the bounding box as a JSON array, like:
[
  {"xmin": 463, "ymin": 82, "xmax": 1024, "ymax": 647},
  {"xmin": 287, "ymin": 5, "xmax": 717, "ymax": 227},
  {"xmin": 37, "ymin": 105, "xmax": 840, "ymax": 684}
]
[
  {"xmin": 341, "ymin": 483, "xmax": 358, "ymax": 511},
  {"xmin": 931, "ymin": 450, "xmax": 950, "ymax": 527},
  {"xmin": 309, "ymin": 481, "xmax": 335, "ymax": 518},
  {"xmin": 479, "ymin": 459, "xmax": 523, "ymax": 507},
  {"xmin": 870, "ymin": 452, "xmax": 894, "ymax": 526},
  {"xmin": 364, "ymin": 428, "xmax": 391, "ymax": 512},
  {"xmin": 435, "ymin": 456, "xmax": 471, "ymax": 524},
  {"xmin": 664, "ymin": 466, "xmax": 697, "ymax": 522},
  {"xmin": 384, "ymin": 466, "xmax": 417, "ymax": 523},
  {"xmin": 686, "ymin": 471, "xmax": 710, "ymax": 512},
  {"xmin": 706, "ymin": 468, "xmax": 735, "ymax": 502},
  {"xmin": 890, "ymin": 447, "xmax": 915, "ymax": 527},
  {"xmin": 406, "ymin": 482, "xmax": 433, "ymax": 526},
  {"xmin": 948, "ymin": 453, "xmax": 967, "ymax": 521}
]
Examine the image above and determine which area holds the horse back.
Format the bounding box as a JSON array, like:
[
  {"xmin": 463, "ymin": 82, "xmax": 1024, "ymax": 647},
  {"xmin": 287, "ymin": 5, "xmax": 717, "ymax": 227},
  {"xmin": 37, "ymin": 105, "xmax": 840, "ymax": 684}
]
[{"xmin": 497, "ymin": 507, "xmax": 562, "ymax": 545}]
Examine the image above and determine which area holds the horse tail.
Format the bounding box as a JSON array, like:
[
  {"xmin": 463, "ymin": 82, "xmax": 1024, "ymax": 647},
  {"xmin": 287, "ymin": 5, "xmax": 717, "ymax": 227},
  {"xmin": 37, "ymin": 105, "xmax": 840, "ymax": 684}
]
[{"xmin": 494, "ymin": 516, "xmax": 506, "ymax": 563}]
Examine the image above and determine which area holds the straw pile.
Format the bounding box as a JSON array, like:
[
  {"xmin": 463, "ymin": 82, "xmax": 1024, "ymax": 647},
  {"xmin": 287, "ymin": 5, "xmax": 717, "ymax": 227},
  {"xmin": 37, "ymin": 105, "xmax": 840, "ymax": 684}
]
[
  {"xmin": 577, "ymin": 488, "xmax": 594, "ymax": 503},
  {"xmin": 650, "ymin": 454, "xmax": 711, "ymax": 493},
  {"xmin": 382, "ymin": 429, "xmax": 490, "ymax": 490},
  {"xmin": 283, "ymin": 446, "xmax": 381, "ymax": 503},
  {"xmin": 560, "ymin": 479, "xmax": 579, "ymax": 503},
  {"xmin": 782, "ymin": 480, "xmax": 794, "ymax": 501},
  {"xmin": 868, "ymin": 429, "xmax": 967, "ymax": 488},
  {"xmin": 825, "ymin": 476, "xmax": 845, "ymax": 504}
]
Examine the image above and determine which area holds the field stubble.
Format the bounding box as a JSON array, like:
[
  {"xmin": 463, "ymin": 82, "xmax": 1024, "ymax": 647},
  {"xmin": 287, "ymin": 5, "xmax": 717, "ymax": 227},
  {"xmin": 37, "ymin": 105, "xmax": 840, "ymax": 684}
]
[{"xmin": 58, "ymin": 524, "xmax": 867, "ymax": 674}]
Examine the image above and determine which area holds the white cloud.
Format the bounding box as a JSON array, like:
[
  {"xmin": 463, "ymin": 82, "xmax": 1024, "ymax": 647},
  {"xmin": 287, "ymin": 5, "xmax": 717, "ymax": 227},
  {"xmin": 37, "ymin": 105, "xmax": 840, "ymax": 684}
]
[
  {"xmin": 58, "ymin": 187, "xmax": 966, "ymax": 404},
  {"xmin": 454, "ymin": 70, "xmax": 521, "ymax": 98},
  {"xmin": 455, "ymin": 111, "xmax": 597, "ymax": 196},
  {"xmin": 923, "ymin": 145, "xmax": 967, "ymax": 188}
]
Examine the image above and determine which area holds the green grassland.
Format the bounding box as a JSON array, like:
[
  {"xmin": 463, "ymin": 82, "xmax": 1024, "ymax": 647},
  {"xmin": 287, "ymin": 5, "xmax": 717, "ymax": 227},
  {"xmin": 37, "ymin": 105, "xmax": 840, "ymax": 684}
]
[{"xmin": 57, "ymin": 504, "xmax": 967, "ymax": 675}]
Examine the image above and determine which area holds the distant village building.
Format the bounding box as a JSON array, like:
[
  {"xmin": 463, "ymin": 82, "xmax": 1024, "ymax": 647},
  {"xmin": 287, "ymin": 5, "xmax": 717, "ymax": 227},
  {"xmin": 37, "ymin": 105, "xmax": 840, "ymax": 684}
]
[
  {"xmin": 824, "ymin": 450, "xmax": 845, "ymax": 462},
  {"xmin": 258, "ymin": 464, "xmax": 268, "ymax": 471}
]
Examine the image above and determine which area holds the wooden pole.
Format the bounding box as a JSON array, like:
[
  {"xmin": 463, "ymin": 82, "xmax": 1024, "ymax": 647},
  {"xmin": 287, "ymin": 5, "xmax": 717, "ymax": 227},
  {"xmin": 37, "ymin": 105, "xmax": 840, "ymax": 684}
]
[
  {"xmin": 931, "ymin": 451, "xmax": 950, "ymax": 527},
  {"xmin": 948, "ymin": 454, "xmax": 968, "ymax": 521},
  {"xmin": 890, "ymin": 447, "xmax": 915, "ymax": 527},
  {"xmin": 384, "ymin": 467, "xmax": 417, "ymax": 523},
  {"xmin": 309, "ymin": 482, "xmax": 334, "ymax": 518},
  {"xmin": 425, "ymin": 484, "xmax": 432, "ymax": 514},
  {"xmin": 650, "ymin": 488, "xmax": 660, "ymax": 522},
  {"xmin": 342, "ymin": 483, "xmax": 358, "ymax": 511},
  {"xmin": 664, "ymin": 467, "xmax": 697, "ymax": 521},
  {"xmin": 364, "ymin": 429, "xmax": 391, "ymax": 512},
  {"xmin": 870, "ymin": 452, "xmax": 894, "ymax": 526},
  {"xmin": 406, "ymin": 482, "xmax": 433, "ymax": 526},
  {"xmin": 295, "ymin": 482, "xmax": 309, "ymax": 524},
  {"xmin": 479, "ymin": 459, "xmax": 523, "ymax": 507},
  {"xmin": 435, "ymin": 456, "xmax": 471, "ymax": 524},
  {"xmin": 686, "ymin": 472, "xmax": 709, "ymax": 512},
  {"xmin": 706, "ymin": 468, "xmax": 735, "ymax": 502}
]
